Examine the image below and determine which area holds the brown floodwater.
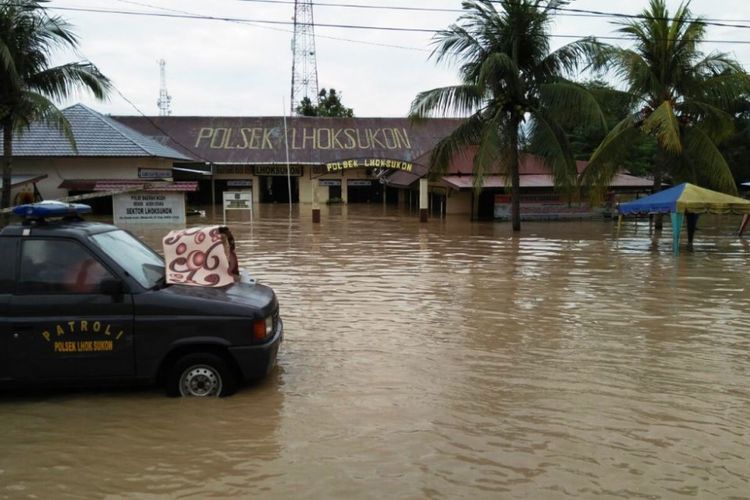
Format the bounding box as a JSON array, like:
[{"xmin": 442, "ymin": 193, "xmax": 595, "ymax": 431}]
[{"xmin": 2, "ymin": 204, "xmax": 750, "ymax": 499}]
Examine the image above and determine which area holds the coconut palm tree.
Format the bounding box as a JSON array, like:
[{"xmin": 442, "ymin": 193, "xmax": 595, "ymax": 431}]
[
  {"xmin": 409, "ymin": 0, "xmax": 606, "ymax": 230},
  {"xmin": 581, "ymin": 0, "xmax": 749, "ymax": 203},
  {"xmin": 0, "ymin": 0, "xmax": 110, "ymax": 209}
]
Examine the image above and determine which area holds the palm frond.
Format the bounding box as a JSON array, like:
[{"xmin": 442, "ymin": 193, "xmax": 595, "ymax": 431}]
[
  {"xmin": 642, "ymin": 100, "xmax": 682, "ymax": 154},
  {"xmin": 539, "ymin": 36, "xmax": 608, "ymax": 77},
  {"xmin": 538, "ymin": 80, "xmax": 607, "ymax": 134},
  {"xmin": 28, "ymin": 62, "xmax": 111, "ymax": 101},
  {"xmin": 430, "ymin": 25, "xmax": 486, "ymax": 71},
  {"xmin": 690, "ymin": 72, "xmax": 750, "ymax": 110},
  {"xmin": 472, "ymin": 113, "xmax": 505, "ymax": 190},
  {"xmin": 16, "ymin": 90, "xmax": 76, "ymax": 150},
  {"xmin": 679, "ymin": 99, "xmax": 734, "ymax": 143},
  {"xmin": 408, "ymin": 84, "xmax": 484, "ymax": 119},
  {"xmin": 692, "ymin": 52, "xmax": 745, "ymax": 77},
  {"xmin": 427, "ymin": 112, "xmax": 487, "ymax": 179},
  {"xmin": 476, "ymin": 51, "xmax": 520, "ymax": 97},
  {"xmin": 682, "ymin": 126, "xmax": 737, "ymax": 194},
  {"xmin": 0, "ymin": 39, "xmax": 18, "ymax": 83},
  {"xmin": 581, "ymin": 116, "xmax": 643, "ymax": 202},
  {"xmin": 527, "ymin": 107, "xmax": 578, "ymax": 194}
]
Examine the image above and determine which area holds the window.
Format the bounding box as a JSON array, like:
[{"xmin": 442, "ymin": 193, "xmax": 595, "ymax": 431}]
[
  {"xmin": 90, "ymin": 230, "xmax": 164, "ymax": 289},
  {"xmin": 0, "ymin": 237, "xmax": 16, "ymax": 293},
  {"xmin": 19, "ymin": 239, "xmax": 115, "ymax": 294}
]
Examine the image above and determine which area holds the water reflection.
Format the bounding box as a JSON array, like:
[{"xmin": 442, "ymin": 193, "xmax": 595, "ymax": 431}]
[{"xmin": 2, "ymin": 205, "xmax": 749, "ymax": 498}]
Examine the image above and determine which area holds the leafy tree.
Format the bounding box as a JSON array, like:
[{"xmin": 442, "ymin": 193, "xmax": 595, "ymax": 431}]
[
  {"xmin": 582, "ymin": 0, "xmax": 750, "ymax": 203},
  {"xmin": 720, "ymin": 98, "xmax": 750, "ymax": 186},
  {"xmin": 296, "ymin": 88, "xmax": 353, "ymax": 117},
  {"xmin": 409, "ymin": 0, "xmax": 605, "ymax": 231},
  {"xmin": 296, "ymin": 96, "xmax": 317, "ymax": 117},
  {"xmin": 557, "ymin": 79, "xmax": 657, "ymax": 177},
  {"xmin": 0, "ymin": 0, "xmax": 110, "ymax": 209}
]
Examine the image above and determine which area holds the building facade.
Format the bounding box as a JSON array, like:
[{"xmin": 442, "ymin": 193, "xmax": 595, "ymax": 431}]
[
  {"xmin": 0, "ymin": 104, "xmax": 194, "ymax": 213},
  {"xmin": 3, "ymin": 105, "xmax": 652, "ymax": 221}
]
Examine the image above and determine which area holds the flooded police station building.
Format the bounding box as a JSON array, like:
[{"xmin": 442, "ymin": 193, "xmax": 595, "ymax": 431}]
[
  {"xmin": 113, "ymin": 115, "xmax": 463, "ymax": 211},
  {"xmin": 4, "ymin": 104, "xmax": 650, "ymax": 220},
  {"xmin": 115, "ymin": 114, "xmax": 651, "ymax": 219}
]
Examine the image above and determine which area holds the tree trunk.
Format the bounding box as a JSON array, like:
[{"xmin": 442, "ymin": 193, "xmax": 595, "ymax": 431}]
[
  {"xmin": 2, "ymin": 118, "xmax": 12, "ymax": 210},
  {"xmin": 509, "ymin": 116, "xmax": 521, "ymax": 232}
]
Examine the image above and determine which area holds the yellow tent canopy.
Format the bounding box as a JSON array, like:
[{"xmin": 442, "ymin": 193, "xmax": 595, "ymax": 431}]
[{"xmin": 617, "ymin": 183, "xmax": 750, "ymax": 254}]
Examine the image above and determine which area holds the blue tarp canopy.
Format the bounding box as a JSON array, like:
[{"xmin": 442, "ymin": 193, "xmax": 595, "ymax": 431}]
[
  {"xmin": 617, "ymin": 183, "xmax": 750, "ymax": 255},
  {"xmin": 619, "ymin": 183, "xmax": 750, "ymax": 216}
]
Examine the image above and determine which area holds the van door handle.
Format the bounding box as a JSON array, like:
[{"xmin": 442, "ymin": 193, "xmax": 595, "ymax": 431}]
[{"xmin": 12, "ymin": 324, "xmax": 33, "ymax": 332}]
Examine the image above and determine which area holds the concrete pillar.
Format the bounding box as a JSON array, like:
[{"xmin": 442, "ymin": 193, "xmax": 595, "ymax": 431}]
[
  {"xmin": 252, "ymin": 176, "xmax": 260, "ymax": 206},
  {"xmin": 419, "ymin": 178, "xmax": 428, "ymax": 223},
  {"xmin": 312, "ymin": 178, "xmax": 320, "ymax": 223}
]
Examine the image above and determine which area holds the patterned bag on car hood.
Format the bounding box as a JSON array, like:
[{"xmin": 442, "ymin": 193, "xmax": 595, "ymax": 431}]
[{"xmin": 162, "ymin": 225, "xmax": 239, "ymax": 287}]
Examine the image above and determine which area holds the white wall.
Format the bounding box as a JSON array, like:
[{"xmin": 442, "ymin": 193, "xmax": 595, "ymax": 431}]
[{"xmin": 11, "ymin": 157, "xmax": 173, "ymax": 200}]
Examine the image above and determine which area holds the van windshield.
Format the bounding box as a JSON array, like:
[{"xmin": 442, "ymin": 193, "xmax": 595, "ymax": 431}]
[{"xmin": 91, "ymin": 230, "xmax": 165, "ymax": 289}]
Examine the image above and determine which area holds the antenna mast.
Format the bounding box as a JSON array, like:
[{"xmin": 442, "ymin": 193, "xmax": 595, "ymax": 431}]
[
  {"xmin": 157, "ymin": 59, "xmax": 172, "ymax": 116},
  {"xmin": 290, "ymin": 0, "xmax": 319, "ymax": 115}
]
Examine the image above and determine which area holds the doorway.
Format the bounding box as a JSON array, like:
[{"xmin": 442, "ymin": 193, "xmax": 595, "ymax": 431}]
[{"xmin": 259, "ymin": 176, "xmax": 299, "ymax": 203}]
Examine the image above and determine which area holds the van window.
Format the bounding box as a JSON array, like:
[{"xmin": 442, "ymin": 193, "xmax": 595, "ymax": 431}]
[
  {"xmin": 0, "ymin": 237, "xmax": 16, "ymax": 293},
  {"xmin": 90, "ymin": 230, "xmax": 164, "ymax": 289},
  {"xmin": 18, "ymin": 239, "xmax": 115, "ymax": 294}
]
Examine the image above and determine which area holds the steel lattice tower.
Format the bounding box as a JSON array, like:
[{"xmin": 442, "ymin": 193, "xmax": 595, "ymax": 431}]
[
  {"xmin": 290, "ymin": 0, "xmax": 319, "ymax": 114},
  {"xmin": 157, "ymin": 59, "xmax": 172, "ymax": 116}
]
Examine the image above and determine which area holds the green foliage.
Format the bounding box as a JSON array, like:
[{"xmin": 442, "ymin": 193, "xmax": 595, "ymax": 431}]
[
  {"xmin": 582, "ymin": 0, "xmax": 750, "ymax": 197},
  {"xmin": 296, "ymin": 96, "xmax": 317, "ymax": 117},
  {"xmin": 719, "ymin": 99, "xmax": 750, "ymax": 186},
  {"xmin": 409, "ymin": 0, "xmax": 604, "ymax": 230},
  {"xmin": 296, "ymin": 88, "xmax": 353, "ymax": 117},
  {"xmin": 0, "ymin": 0, "xmax": 110, "ymax": 208},
  {"xmin": 559, "ymin": 79, "xmax": 656, "ymax": 178}
]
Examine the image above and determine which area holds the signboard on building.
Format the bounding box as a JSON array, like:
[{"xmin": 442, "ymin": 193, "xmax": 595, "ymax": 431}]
[
  {"xmin": 227, "ymin": 180, "xmax": 252, "ymax": 187},
  {"xmin": 138, "ymin": 168, "xmax": 172, "ymax": 179},
  {"xmin": 254, "ymin": 165, "xmax": 303, "ymax": 176},
  {"xmin": 325, "ymin": 158, "xmax": 414, "ymax": 173},
  {"xmin": 319, "ymin": 179, "xmax": 341, "ymax": 187},
  {"xmin": 348, "ymin": 180, "xmax": 373, "ymax": 187},
  {"xmin": 494, "ymin": 194, "xmax": 605, "ymax": 220},
  {"xmin": 113, "ymin": 192, "xmax": 185, "ymax": 225}
]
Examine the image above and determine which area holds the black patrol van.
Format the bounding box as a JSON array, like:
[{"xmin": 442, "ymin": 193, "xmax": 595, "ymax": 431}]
[{"xmin": 0, "ymin": 207, "xmax": 282, "ymax": 397}]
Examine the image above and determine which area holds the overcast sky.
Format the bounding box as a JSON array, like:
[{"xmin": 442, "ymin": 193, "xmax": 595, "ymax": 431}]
[{"xmin": 46, "ymin": 0, "xmax": 750, "ymax": 118}]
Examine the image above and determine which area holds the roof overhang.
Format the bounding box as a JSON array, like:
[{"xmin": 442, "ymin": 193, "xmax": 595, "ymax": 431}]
[
  {"xmin": 173, "ymin": 166, "xmax": 213, "ymax": 176},
  {"xmin": 0, "ymin": 173, "xmax": 47, "ymax": 189},
  {"xmin": 441, "ymin": 173, "xmax": 653, "ymax": 190},
  {"xmin": 59, "ymin": 179, "xmax": 199, "ymax": 192},
  {"xmin": 382, "ymin": 163, "xmax": 429, "ymax": 188}
]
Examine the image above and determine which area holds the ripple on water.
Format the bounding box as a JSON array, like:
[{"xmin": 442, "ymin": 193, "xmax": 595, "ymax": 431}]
[{"xmin": 1, "ymin": 208, "xmax": 749, "ymax": 498}]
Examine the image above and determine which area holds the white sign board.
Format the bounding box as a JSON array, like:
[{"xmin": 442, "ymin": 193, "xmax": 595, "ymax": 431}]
[
  {"xmin": 138, "ymin": 168, "xmax": 172, "ymax": 179},
  {"xmin": 227, "ymin": 180, "xmax": 252, "ymax": 187},
  {"xmin": 113, "ymin": 192, "xmax": 185, "ymax": 225},
  {"xmin": 319, "ymin": 179, "xmax": 341, "ymax": 187},
  {"xmin": 222, "ymin": 190, "xmax": 253, "ymax": 224}
]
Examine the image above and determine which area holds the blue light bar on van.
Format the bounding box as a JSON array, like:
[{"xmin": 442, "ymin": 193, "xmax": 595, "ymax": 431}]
[{"xmin": 12, "ymin": 200, "xmax": 92, "ymax": 217}]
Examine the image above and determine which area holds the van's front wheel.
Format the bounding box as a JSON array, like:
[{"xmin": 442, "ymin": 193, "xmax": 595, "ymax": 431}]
[{"xmin": 167, "ymin": 353, "xmax": 237, "ymax": 397}]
